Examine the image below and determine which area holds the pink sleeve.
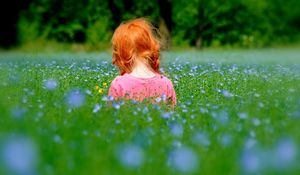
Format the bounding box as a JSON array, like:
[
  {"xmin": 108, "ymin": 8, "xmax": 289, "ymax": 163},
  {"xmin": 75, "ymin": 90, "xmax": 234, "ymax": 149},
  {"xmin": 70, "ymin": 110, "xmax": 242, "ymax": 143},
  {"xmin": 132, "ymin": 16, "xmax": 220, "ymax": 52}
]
[
  {"xmin": 108, "ymin": 78, "xmax": 122, "ymax": 99},
  {"xmin": 168, "ymin": 81, "xmax": 177, "ymax": 106}
]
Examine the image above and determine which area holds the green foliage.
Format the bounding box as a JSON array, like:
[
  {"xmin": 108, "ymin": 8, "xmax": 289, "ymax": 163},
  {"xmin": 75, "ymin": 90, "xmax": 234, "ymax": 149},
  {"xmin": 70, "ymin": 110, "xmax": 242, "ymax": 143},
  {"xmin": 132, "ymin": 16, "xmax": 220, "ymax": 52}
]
[
  {"xmin": 85, "ymin": 0, "xmax": 113, "ymax": 49},
  {"xmin": 17, "ymin": 16, "xmax": 39, "ymax": 44},
  {"xmin": 170, "ymin": 0, "xmax": 300, "ymax": 48},
  {"xmin": 171, "ymin": 0, "xmax": 200, "ymax": 47},
  {"xmin": 109, "ymin": 0, "xmax": 160, "ymax": 28},
  {"xmin": 86, "ymin": 18, "xmax": 112, "ymax": 48},
  {"xmin": 15, "ymin": 0, "xmax": 300, "ymax": 49},
  {"xmin": 122, "ymin": 0, "xmax": 160, "ymax": 21}
]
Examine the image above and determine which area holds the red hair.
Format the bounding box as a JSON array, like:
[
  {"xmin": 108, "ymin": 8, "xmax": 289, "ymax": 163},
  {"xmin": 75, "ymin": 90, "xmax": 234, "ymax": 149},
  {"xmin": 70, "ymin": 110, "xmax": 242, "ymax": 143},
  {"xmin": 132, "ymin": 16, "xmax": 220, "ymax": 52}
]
[{"xmin": 111, "ymin": 18, "xmax": 161, "ymax": 75}]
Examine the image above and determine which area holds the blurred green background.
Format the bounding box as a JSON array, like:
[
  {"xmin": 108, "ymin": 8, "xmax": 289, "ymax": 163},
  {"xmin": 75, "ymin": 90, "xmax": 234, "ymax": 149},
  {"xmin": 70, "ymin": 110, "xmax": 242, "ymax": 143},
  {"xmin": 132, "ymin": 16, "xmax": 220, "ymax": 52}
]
[{"xmin": 1, "ymin": 0, "xmax": 300, "ymax": 51}]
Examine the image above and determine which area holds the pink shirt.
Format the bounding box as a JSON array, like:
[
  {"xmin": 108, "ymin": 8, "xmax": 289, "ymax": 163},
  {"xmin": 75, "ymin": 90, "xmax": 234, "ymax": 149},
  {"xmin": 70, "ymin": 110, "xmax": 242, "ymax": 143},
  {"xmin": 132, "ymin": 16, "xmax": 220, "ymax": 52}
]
[{"xmin": 108, "ymin": 73, "xmax": 176, "ymax": 105}]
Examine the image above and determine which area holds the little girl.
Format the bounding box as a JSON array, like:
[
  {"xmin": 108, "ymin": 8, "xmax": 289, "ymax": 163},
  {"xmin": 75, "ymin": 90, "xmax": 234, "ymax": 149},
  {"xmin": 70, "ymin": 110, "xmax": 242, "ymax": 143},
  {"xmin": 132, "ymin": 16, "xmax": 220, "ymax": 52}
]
[{"xmin": 108, "ymin": 18, "xmax": 176, "ymax": 106}]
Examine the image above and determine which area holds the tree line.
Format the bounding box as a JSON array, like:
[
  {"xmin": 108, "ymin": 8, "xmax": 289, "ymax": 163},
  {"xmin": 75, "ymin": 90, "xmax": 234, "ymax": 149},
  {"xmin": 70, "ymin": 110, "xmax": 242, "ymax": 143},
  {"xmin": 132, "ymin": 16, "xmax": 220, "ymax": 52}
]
[{"xmin": 1, "ymin": 0, "xmax": 300, "ymax": 49}]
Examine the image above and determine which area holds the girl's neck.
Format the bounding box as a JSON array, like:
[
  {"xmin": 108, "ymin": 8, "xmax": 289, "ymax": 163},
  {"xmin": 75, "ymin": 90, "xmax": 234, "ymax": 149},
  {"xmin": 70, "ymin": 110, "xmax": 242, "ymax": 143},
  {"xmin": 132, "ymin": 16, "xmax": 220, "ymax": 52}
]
[{"xmin": 129, "ymin": 58, "xmax": 157, "ymax": 78}]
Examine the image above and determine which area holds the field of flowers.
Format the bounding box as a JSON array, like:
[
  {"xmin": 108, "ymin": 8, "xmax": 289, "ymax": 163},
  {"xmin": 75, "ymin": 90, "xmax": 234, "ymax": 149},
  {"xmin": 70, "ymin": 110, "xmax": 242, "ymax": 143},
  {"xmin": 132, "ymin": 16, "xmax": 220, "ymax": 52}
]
[{"xmin": 0, "ymin": 49, "xmax": 300, "ymax": 175}]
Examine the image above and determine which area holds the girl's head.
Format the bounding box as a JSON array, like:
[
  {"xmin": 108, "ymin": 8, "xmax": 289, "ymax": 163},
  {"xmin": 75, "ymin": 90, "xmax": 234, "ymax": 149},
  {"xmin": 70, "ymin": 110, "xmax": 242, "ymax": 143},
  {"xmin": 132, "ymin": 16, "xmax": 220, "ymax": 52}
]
[{"xmin": 111, "ymin": 18, "xmax": 161, "ymax": 75}]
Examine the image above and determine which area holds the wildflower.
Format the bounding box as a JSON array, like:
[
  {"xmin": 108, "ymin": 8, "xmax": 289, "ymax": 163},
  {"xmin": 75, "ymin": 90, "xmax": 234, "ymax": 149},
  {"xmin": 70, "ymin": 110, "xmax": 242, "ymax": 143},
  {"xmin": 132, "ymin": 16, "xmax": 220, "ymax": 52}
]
[
  {"xmin": 98, "ymin": 88, "xmax": 103, "ymax": 94},
  {"xmin": 169, "ymin": 123, "xmax": 183, "ymax": 137},
  {"xmin": 95, "ymin": 85, "xmax": 99, "ymax": 90},
  {"xmin": 162, "ymin": 93, "xmax": 167, "ymax": 101},
  {"xmin": 272, "ymin": 137, "xmax": 297, "ymax": 169},
  {"xmin": 192, "ymin": 132, "xmax": 210, "ymax": 147},
  {"xmin": 221, "ymin": 89, "xmax": 234, "ymax": 98},
  {"xmin": 112, "ymin": 102, "xmax": 120, "ymax": 110},
  {"xmin": 53, "ymin": 135, "xmax": 62, "ymax": 144},
  {"xmin": 244, "ymin": 138, "xmax": 257, "ymax": 149},
  {"xmin": 241, "ymin": 148, "xmax": 262, "ymax": 173},
  {"xmin": 252, "ymin": 118, "xmax": 261, "ymax": 126},
  {"xmin": 168, "ymin": 147, "xmax": 199, "ymax": 173},
  {"xmin": 92, "ymin": 104, "xmax": 101, "ymax": 113},
  {"xmin": 115, "ymin": 119, "xmax": 121, "ymax": 124},
  {"xmin": 142, "ymin": 106, "xmax": 149, "ymax": 114},
  {"xmin": 102, "ymin": 95, "xmax": 114, "ymax": 101},
  {"xmin": 66, "ymin": 89, "xmax": 85, "ymax": 108},
  {"xmin": 108, "ymin": 96, "xmax": 114, "ymax": 101},
  {"xmin": 155, "ymin": 97, "xmax": 162, "ymax": 103},
  {"xmin": 238, "ymin": 112, "xmax": 248, "ymax": 120},
  {"xmin": 43, "ymin": 79, "xmax": 58, "ymax": 90},
  {"xmin": 161, "ymin": 112, "xmax": 171, "ymax": 119},
  {"xmin": 218, "ymin": 133, "xmax": 232, "ymax": 147},
  {"xmin": 172, "ymin": 140, "xmax": 182, "ymax": 148},
  {"xmin": 82, "ymin": 130, "xmax": 88, "ymax": 136},
  {"xmin": 85, "ymin": 89, "xmax": 92, "ymax": 95},
  {"xmin": 2, "ymin": 136, "xmax": 38, "ymax": 174},
  {"xmin": 116, "ymin": 143, "xmax": 144, "ymax": 169},
  {"xmin": 103, "ymin": 82, "xmax": 107, "ymax": 86},
  {"xmin": 11, "ymin": 106, "xmax": 26, "ymax": 119}
]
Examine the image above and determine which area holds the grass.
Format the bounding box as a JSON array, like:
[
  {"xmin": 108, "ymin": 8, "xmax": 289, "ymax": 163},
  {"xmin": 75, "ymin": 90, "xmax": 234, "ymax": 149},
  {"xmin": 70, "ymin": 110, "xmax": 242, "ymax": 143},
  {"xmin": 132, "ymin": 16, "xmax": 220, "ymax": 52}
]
[{"xmin": 0, "ymin": 49, "xmax": 300, "ymax": 175}]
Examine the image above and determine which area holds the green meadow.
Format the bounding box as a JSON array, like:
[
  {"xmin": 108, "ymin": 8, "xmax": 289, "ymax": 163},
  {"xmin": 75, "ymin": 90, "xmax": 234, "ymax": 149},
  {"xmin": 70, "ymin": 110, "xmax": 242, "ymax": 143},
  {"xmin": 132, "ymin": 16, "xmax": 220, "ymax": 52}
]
[{"xmin": 0, "ymin": 49, "xmax": 300, "ymax": 175}]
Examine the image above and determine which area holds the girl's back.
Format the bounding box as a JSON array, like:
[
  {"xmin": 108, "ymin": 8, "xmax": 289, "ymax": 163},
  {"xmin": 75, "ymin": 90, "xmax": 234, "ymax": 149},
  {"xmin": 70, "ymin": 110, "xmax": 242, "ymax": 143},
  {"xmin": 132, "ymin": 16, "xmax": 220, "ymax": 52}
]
[{"xmin": 109, "ymin": 73, "xmax": 176, "ymax": 105}]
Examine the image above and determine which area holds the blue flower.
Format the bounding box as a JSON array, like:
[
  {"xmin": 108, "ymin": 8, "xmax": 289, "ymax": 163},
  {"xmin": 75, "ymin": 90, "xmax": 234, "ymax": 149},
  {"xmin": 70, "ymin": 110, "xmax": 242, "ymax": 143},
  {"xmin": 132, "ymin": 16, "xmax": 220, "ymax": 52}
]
[
  {"xmin": 168, "ymin": 147, "xmax": 199, "ymax": 173},
  {"xmin": 116, "ymin": 143, "xmax": 144, "ymax": 169},
  {"xmin": 66, "ymin": 89, "xmax": 85, "ymax": 108},
  {"xmin": 2, "ymin": 136, "xmax": 38, "ymax": 174},
  {"xmin": 43, "ymin": 79, "xmax": 58, "ymax": 90}
]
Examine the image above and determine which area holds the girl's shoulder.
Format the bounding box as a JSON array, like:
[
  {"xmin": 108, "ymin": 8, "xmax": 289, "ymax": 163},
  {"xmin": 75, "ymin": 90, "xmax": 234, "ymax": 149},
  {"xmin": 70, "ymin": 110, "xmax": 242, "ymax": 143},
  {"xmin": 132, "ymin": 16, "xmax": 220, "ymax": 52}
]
[
  {"xmin": 109, "ymin": 74, "xmax": 135, "ymax": 86},
  {"xmin": 157, "ymin": 74, "xmax": 174, "ymax": 84},
  {"xmin": 110, "ymin": 73, "xmax": 174, "ymax": 86},
  {"xmin": 108, "ymin": 75, "xmax": 124, "ymax": 88}
]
